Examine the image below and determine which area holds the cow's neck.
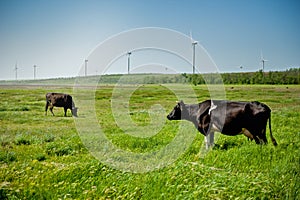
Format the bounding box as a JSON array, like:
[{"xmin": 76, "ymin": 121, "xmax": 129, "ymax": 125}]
[{"xmin": 182, "ymin": 104, "xmax": 198, "ymax": 124}]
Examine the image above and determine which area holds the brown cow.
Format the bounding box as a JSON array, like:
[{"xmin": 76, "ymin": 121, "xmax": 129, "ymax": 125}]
[{"xmin": 45, "ymin": 93, "xmax": 78, "ymax": 117}]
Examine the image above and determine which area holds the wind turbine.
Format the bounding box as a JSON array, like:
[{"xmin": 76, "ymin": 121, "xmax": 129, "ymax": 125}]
[
  {"xmin": 14, "ymin": 62, "xmax": 18, "ymax": 80},
  {"xmin": 33, "ymin": 65, "xmax": 37, "ymax": 79},
  {"xmin": 190, "ymin": 31, "xmax": 198, "ymax": 74},
  {"xmin": 127, "ymin": 51, "xmax": 131, "ymax": 74},
  {"xmin": 260, "ymin": 51, "xmax": 268, "ymax": 72},
  {"xmin": 84, "ymin": 59, "xmax": 88, "ymax": 76}
]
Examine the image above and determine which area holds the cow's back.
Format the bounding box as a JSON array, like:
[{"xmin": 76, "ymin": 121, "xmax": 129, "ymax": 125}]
[
  {"xmin": 46, "ymin": 93, "xmax": 71, "ymax": 108},
  {"xmin": 245, "ymin": 101, "xmax": 270, "ymax": 116}
]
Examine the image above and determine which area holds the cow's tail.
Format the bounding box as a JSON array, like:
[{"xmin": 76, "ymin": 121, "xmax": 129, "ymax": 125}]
[{"xmin": 269, "ymin": 115, "xmax": 278, "ymax": 146}]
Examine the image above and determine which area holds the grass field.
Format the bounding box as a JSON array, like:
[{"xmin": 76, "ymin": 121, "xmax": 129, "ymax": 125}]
[{"xmin": 0, "ymin": 83, "xmax": 299, "ymax": 199}]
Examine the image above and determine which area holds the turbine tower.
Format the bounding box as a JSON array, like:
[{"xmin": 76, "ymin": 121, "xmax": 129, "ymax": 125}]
[
  {"xmin": 84, "ymin": 59, "xmax": 88, "ymax": 76},
  {"xmin": 33, "ymin": 65, "xmax": 37, "ymax": 80},
  {"xmin": 260, "ymin": 51, "xmax": 268, "ymax": 72},
  {"xmin": 14, "ymin": 62, "xmax": 18, "ymax": 80},
  {"xmin": 190, "ymin": 31, "xmax": 198, "ymax": 74},
  {"xmin": 127, "ymin": 51, "xmax": 131, "ymax": 74}
]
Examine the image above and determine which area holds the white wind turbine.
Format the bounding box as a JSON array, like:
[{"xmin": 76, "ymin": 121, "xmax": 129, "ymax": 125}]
[
  {"xmin": 14, "ymin": 62, "xmax": 18, "ymax": 80},
  {"xmin": 260, "ymin": 51, "xmax": 268, "ymax": 72},
  {"xmin": 33, "ymin": 65, "xmax": 37, "ymax": 79},
  {"xmin": 190, "ymin": 31, "xmax": 198, "ymax": 74}
]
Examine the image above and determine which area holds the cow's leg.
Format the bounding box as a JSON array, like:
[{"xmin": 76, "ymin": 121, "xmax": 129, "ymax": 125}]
[
  {"xmin": 251, "ymin": 128, "xmax": 267, "ymax": 145},
  {"xmin": 49, "ymin": 105, "xmax": 55, "ymax": 116},
  {"xmin": 45, "ymin": 101, "xmax": 49, "ymax": 116},
  {"xmin": 253, "ymin": 135, "xmax": 263, "ymax": 144},
  {"xmin": 210, "ymin": 131, "xmax": 215, "ymax": 148},
  {"xmin": 260, "ymin": 128, "xmax": 268, "ymax": 144},
  {"xmin": 205, "ymin": 131, "xmax": 215, "ymax": 149},
  {"xmin": 204, "ymin": 135, "xmax": 208, "ymax": 149},
  {"xmin": 64, "ymin": 107, "xmax": 68, "ymax": 117},
  {"xmin": 242, "ymin": 128, "xmax": 254, "ymax": 141}
]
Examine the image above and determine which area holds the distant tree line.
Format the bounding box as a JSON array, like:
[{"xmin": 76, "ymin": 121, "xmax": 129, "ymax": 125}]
[
  {"xmin": 98, "ymin": 68, "xmax": 299, "ymax": 85},
  {"xmin": 2, "ymin": 68, "xmax": 298, "ymax": 85},
  {"xmin": 98, "ymin": 74, "xmax": 188, "ymax": 84},
  {"xmin": 182, "ymin": 68, "xmax": 300, "ymax": 85}
]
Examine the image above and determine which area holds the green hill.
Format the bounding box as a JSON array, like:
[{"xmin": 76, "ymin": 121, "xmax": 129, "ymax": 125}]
[{"xmin": 0, "ymin": 68, "xmax": 299, "ymax": 85}]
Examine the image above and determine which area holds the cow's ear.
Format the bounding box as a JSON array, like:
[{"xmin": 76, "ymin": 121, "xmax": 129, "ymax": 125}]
[
  {"xmin": 177, "ymin": 100, "xmax": 183, "ymax": 106},
  {"xmin": 179, "ymin": 100, "xmax": 185, "ymax": 110},
  {"xmin": 179, "ymin": 100, "xmax": 184, "ymax": 105}
]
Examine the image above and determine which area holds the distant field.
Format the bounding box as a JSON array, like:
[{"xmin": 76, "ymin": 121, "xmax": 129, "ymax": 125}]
[
  {"xmin": 0, "ymin": 84, "xmax": 299, "ymax": 199},
  {"xmin": 0, "ymin": 67, "xmax": 299, "ymax": 85}
]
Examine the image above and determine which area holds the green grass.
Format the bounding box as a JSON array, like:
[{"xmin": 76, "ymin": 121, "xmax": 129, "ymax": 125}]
[{"xmin": 0, "ymin": 84, "xmax": 299, "ymax": 199}]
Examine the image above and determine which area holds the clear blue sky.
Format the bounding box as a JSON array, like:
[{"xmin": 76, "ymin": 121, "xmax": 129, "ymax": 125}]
[{"xmin": 0, "ymin": 0, "xmax": 299, "ymax": 80}]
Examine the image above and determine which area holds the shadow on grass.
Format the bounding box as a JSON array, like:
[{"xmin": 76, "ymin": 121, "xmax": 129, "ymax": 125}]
[{"xmin": 213, "ymin": 140, "xmax": 244, "ymax": 150}]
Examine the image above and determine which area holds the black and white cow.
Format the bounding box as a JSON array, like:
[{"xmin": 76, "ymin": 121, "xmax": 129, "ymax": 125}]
[
  {"xmin": 45, "ymin": 93, "xmax": 78, "ymax": 117},
  {"xmin": 167, "ymin": 100, "xmax": 277, "ymax": 149}
]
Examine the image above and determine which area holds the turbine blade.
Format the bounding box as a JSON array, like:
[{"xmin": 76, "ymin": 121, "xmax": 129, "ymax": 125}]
[{"xmin": 189, "ymin": 31, "xmax": 193, "ymax": 43}]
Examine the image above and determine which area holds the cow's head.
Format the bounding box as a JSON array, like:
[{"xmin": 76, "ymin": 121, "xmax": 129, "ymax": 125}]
[
  {"xmin": 167, "ymin": 100, "xmax": 185, "ymax": 120},
  {"xmin": 72, "ymin": 107, "xmax": 78, "ymax": 117}
]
